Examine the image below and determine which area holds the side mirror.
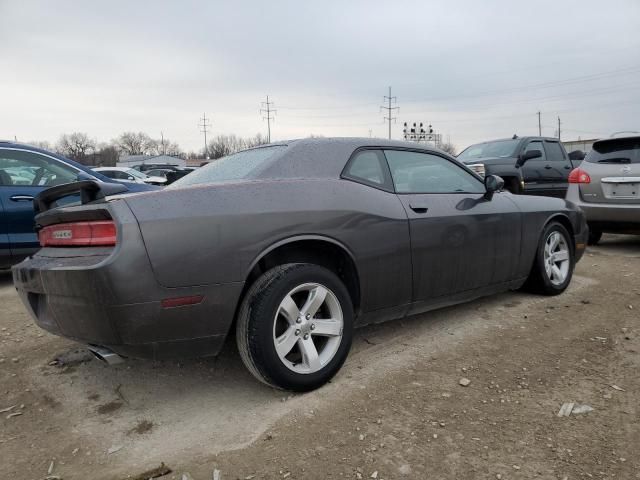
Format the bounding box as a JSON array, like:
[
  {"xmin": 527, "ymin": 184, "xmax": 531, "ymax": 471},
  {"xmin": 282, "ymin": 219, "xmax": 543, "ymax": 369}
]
[
  {"xmin": 484, "ymin": 174, "xmax": 504, "ymax": 200},
  {"xmin": 516, "ymin": 149, "xmax": 542, "ymax": 167}
]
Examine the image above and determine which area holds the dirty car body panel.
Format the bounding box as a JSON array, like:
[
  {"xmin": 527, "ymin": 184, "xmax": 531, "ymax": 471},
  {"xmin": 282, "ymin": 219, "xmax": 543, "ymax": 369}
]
[{"xmin": 12, "ymin": 138, "xmax": 587, "ymax": 361}]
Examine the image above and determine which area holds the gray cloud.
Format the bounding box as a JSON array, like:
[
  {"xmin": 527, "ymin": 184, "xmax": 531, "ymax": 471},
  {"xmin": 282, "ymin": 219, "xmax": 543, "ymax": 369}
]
[{"xmin": 1, "ymin": 0, "xmax": 639, "ymax": 152}]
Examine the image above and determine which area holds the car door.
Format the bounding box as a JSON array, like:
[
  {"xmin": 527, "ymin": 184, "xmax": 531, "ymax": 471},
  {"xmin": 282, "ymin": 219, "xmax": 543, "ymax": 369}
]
[
  {"xmin": 544, "ymin": 140, "xmax": 573, "ymax": 197},
  {"xmin": 521, "ymin": 140, "xmax": 557, "ymax": 196},
  {"xmin": 0, "ymin": 148, "xmax": 79, "ymax": 259},
  {"xmin": 0, "ymin": 194, "xmax": 10, "ymax": 268},
  {"xmin": 382, "ymin": 149, "xmax": 522, "ymax": 312}
]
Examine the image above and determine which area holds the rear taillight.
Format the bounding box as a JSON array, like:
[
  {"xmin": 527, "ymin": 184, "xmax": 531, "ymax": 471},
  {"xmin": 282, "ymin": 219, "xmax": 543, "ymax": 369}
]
[
  {"xmin": 568, "ymin": 168, "xmax": 591, "ymax": 184},
  {"xmin": 39, "ymin": 221, "xmax": 117, "ymax": 247}
]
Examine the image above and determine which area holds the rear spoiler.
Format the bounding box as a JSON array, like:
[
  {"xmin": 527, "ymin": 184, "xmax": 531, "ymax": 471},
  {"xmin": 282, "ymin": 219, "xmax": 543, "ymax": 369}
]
[{"xmin": 34, "ymin": 180, "xmax": 128, "ymax": 214}]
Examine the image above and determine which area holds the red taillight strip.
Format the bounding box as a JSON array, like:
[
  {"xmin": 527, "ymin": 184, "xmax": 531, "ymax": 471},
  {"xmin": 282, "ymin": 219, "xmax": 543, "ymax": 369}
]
[{"xmin": 39, "ymin": 221, "xmax": 117, "ymax": 247}]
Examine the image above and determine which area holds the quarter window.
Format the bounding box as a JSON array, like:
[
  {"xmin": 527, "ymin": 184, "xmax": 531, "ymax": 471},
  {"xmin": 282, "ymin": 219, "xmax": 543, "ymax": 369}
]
[
  {"xmin": 384, "ymin": 150, "xmax": 485, "ymax": 194},
  {"xmin": 344, "ymin": 150, "xmax": 387, "ymax": 187}
]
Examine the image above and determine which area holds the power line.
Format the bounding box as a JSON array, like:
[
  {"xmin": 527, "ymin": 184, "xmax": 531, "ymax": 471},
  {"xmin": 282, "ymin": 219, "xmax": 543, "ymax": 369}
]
[
  {"xmin": 381, "ymin": 86, "xmax": 398, "ymax": 140},
  {"xmin": 260, "ymin": 95, "xmax": 276, "ymax": 143},
  {"xmin": 199, "ymin": 113, "xmax": 211, "ymax": 159}
]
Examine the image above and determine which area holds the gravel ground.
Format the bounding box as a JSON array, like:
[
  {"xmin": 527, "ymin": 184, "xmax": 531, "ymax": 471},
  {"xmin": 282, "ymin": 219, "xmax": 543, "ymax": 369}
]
[{"xmin": 1, "ymin": 234, "xmax": 638, "ymax": 480}]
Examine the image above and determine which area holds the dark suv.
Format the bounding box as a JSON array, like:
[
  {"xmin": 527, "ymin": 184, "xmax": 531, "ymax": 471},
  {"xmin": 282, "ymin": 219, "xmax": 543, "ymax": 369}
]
[{"xmin": 458, "ymin": 136, "xmax": 577, "ymax": 197}]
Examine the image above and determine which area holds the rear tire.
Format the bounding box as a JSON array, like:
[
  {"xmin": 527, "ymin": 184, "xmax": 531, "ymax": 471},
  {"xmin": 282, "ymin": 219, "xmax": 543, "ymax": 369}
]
[
  {"xmin": 236, "ymin": 263, "xmax": 353, "ymax": 391},
  {"xmin": 588, "ymin": 228, "xmax": 602, "ymax": 245},
  {"xmin": 523, "ymin": 222, "xmax": 575, "ymax": 296}
]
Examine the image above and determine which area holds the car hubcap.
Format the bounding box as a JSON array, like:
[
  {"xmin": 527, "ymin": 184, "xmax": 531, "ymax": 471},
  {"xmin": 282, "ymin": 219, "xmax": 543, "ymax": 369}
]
[
  {"xmin": 273, "ymin": 283, "xmax": 343, "ymax": 374},
  {"xmin": 544, "ymin": 231, "xmax": 570, "ymax": 286}
]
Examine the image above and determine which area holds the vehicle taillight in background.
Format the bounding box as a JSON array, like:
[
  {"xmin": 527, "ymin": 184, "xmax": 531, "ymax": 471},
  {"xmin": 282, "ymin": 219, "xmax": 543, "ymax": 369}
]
[
  {"xmin": 568, "ymin": 168, "xmax": 591, "ymax": 184},
  {"xmin": 39, "ymin": 221, "xmax": 117, "ymax": 247}
]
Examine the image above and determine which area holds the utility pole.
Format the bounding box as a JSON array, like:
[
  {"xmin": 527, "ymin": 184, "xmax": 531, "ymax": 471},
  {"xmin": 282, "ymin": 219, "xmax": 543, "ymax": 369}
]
[
  {"xmin": 160, "ymin": 131, "xmax": 166, "ymax": 155},
  {"xmin": 199, "ymin": 113, "xmax": 211, "ymax": 158},
  {"xmin": 537, "ymin": 111, "xmax": 542, "ymax": 136},
  {"xmin": 557, "ymin": 117, "xmax": 561, "ymax": 140},
  {"xmin": 381, "ymin": 86, "xmax": 398, "ymax": 140},
  {"xmin": 260, "ymin": 95, "xmax": 276, "ymax": 143}
]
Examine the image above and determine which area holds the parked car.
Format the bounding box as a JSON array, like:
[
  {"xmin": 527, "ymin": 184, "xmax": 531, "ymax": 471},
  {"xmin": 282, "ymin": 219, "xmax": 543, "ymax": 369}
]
[
  {"xmin": 144, "ymin": 167, "xmax": 194, "ymax": 185},
  {"xmin": 566, "ymin": 135, "xmax": 640, "ymax": 244},
  {"xmin": 458, "ymin": 136, "xmax": 577, "ymax": 197},
  {"xmin": 12, "ymin": 138, "xmax": 588, "ymax": 391},
  {"xmin": 92, "ymin": 167, "xmax": 167, "ymax": 186},
  {"xmin": 0, "ymin": 141, "xmax": 159, "ymax": 268},
  {"xmin": 133, "ymin": 163, "xmax": 180, "ymax": 173}
]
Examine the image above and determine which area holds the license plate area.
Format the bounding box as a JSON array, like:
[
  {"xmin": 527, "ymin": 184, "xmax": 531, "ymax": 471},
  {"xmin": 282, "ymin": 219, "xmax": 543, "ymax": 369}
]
[{"xmin": 602, "ymin": 181, "xmax": 639, "ymax": 199}]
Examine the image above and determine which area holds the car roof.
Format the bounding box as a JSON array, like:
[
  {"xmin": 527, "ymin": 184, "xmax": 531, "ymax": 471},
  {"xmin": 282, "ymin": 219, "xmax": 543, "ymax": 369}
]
[{"xmin": 251, "ymin": 137, "xmax": 452, "ymax": 180}]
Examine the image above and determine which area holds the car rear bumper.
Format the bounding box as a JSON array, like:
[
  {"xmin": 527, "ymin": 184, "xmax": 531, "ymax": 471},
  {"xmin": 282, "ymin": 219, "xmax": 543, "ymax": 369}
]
[
  {"xmin": 12, "ymin": 258, "xmax": 243, "ymax": 360},
  {"xmin": 11, "ymin": 200, "xmax": 244, "ymax": 361},
  {"xmin": 566, "ymin": 185, "xmax": 640, "ymax": 229}
]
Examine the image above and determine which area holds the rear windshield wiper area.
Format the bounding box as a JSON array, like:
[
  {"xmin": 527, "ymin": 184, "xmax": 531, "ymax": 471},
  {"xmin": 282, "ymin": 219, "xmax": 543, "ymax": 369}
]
[{"xmin": 597, "ymin": 157, "xmax": 631, "ymax": 164}]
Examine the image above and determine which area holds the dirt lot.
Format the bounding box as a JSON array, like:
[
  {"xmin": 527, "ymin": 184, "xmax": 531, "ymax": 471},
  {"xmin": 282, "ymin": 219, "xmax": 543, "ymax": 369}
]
[{"xmin": 1, "ymin": 235, "xmax": 639, "ymax": 480}]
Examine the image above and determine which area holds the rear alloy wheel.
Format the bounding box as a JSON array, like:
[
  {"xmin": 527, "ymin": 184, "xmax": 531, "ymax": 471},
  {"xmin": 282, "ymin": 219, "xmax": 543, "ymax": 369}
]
[
  {"xmin": 237, "ymin": 263, "xmax": 353, "ymax": 391},
  {"xmin": 524, "ymin": 222, "xmax": 575, "ymax": 296}
]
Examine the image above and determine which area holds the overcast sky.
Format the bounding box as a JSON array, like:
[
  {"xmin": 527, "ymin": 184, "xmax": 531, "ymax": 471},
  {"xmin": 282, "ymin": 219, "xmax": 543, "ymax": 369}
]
[{"xmin": 1, "ymin": 0, "xmax": 639, "ymax": 152}]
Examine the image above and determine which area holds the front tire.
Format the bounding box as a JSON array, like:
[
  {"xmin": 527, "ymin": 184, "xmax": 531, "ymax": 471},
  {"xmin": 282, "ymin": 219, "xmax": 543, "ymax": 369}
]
[
  {"xmin": 236, "ymin": 263, "xmax": 353, "ymax": 391},
  {"xmin": 523, "ymin": 222, "xmax": 575, "ymax": 296}
]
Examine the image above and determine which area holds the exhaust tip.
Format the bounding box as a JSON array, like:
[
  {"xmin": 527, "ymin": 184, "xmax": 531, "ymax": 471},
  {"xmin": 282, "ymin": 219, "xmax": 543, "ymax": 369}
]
[{"xmin": 87, "ymin": 345, "xmax": 124, "ymax": 365}]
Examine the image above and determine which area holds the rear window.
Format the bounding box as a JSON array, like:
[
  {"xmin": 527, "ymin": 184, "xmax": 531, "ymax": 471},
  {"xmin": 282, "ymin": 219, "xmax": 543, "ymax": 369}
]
[
  {"xmin": 169, "ymin": 145, "xmax": 287, "ymax": 188},
  {"xmin": 586, "ymin": 137, "xmax": 640, "ymax": 164}
]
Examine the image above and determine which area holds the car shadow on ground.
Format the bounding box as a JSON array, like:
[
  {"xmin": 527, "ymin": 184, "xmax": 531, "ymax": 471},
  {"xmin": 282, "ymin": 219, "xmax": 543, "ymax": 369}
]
[
  {"xmin": 28, "ymin": 284, "xmax": 544, "ymax": 457},
  {"xmin": 0, "ymin": 269, "xmax": 13, "ymax": 288},
  {"xmin": 591, "ymin": 234, "xmax": 640, "ymax": 257}
]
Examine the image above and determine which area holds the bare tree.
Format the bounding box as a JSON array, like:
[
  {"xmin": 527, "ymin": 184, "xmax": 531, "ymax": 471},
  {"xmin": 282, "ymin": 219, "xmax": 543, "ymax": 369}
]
[
  {"xmin": 207, "ymin": 133, "xmax": 269, "ymax": 159},
  {"xmin": 56, "ymin": 133, "xmax": 96, "ymax": 163},
  {"xmin": 92, "ymin": 144, "xmax": 119, "ymax": 167},
  {"xmin": 114, "ymin": 132, "xmax": 156, "ymax": 156},
  {"xmin": 439, "ymin": 142, "xmax": 457, "ymax": 156}
]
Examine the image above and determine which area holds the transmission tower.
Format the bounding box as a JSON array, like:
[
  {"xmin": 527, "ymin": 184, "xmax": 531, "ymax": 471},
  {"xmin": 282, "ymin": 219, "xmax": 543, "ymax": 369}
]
[
  {"xmin": 199, "ymin": 113, "xmax": 211, "ymax": 158},
  {"xmin": 260, "ymin": 96, "xmax": 276, "ymax": 143},
  {"xmin": 380, "ymin": 86, "xmax": 398, "ymax": 140}
]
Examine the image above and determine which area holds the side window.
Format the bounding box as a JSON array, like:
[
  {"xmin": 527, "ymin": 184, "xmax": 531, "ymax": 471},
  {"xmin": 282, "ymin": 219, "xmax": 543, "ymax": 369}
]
[
  {"xmin": 343, "ymin": 150, "xmax": 390, "ymax": 190},
  {"xmin": 384, "ymin": 150, "xmax": 485, "ymax": 194},
  {"xmin": 544, "ymin": 141, "xmax": 566, "ymax": 162},
  {"xmin": 0, "ymin": 149, "xmax": 78, "ymax": 187},
  {"xmin": 524, "ymin": 141, "xmax": 546, "ymax": 162}
]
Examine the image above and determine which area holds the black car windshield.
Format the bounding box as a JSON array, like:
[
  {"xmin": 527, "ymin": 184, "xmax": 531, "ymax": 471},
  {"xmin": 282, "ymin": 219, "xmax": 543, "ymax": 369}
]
[
  {"xmin": 586, "ymin": 137, "xmax": 640, "ymax": 164},
  {"xmin": 458, "ymin": 139, "xmax": 520, "ymax": 160},
  {"xmin": 169, "ymin": 145, "xmax": 287, "ymax": 188}
]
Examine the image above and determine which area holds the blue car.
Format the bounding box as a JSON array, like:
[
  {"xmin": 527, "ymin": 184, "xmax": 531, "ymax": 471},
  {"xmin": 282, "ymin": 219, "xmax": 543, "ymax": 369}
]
[{"xmin": 0, "ymin": 141, "xmax": 158, "ymax": 268}]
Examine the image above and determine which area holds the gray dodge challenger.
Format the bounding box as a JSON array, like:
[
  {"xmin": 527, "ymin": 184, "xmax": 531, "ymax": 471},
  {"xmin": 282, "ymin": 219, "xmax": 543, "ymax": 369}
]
[{"xmin": 12, "ymin": 138, "xmax": 588, "ymax": 391}]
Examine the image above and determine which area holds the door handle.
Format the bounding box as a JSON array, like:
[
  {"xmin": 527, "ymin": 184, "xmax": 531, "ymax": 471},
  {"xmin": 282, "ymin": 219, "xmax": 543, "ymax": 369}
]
[
  {"xmin": 409, "ymin": 204, "xmax": 429, "ymax": 214},
  {"xmin": 564, "ymin": 165, "xmax": 571, "ymax": 170},
  {"xmin": 9, "ymin": 195, "xmax": 34, "ymax": 202},
  {"xmin": 544, "ymin": 164, "xmax": 552, "ymax": 169}
]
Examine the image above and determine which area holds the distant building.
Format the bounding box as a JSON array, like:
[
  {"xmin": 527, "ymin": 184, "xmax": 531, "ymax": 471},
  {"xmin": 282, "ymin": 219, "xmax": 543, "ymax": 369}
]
[
  {"xmin": 117, "ymin": 154, "xmax": 186, "ymax": 168},
  {"xmin": 562, "ymin": 138, "xmax": 598, "ymax": 154}
]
